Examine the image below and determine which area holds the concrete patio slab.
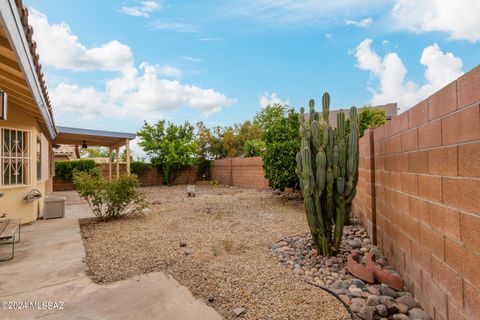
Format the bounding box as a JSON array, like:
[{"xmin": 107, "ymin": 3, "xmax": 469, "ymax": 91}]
[{"xmin": 0, "ymin": 202, "xmax": 221, "ymax": 320}]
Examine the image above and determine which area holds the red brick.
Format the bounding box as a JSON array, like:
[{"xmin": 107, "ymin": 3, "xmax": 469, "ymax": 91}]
[
  {"xmin": 464, "ymin": 280, "xmax": 480, "ymax": 320},
  {"xmin": 428, "ymin": 81, "xmax": 458, "ymax": 120},
  {"xmin": 420, "ymin": 223, "xmax": 445, "ymax": 260},
  {"xmin": 444, "ymin": 237, "xmax": 464, "ymax": 274},
  {"xmin": 418, "ymin": 175, "xmax": 443, "ymax": 203},
  {"xmin": 380, "ymin": 140, "xmax": 389, "ymax": 155},
  {"xmin": 391, "ymin": 111, "xmax": 409, "ymax": 136},
  {"xmin": 400, "ymin": 173, "xmax": 418, "ymax": 195},
  {"xmin": 401, "ymin": 129, "xmax": 418, "ymax": 152},
  {"xmin": 396, "ymin": 153, "xmax": 409, "ymax": 172},
  {"xmin": 422, "ymin": 273, "xmax": 448, "ymax": 319},
  {"xmin": 389, "ymin": 172, "xmax": 400, "ymax": 190},
  {"xmin": 428, "ymin": 202, "xmax": 460, "ymax": 241},
  {"xmin": 461, "ymin": 212, "xmax": 480, "ymax": 252},
  {"xmin": 374, "ymin": 125, "xmax": 385, "ymax": 141},
  {"xmin": 418, "ymin": 119, "xmax": 442, "ymax": 149},
  {"xmin": 458, "ymin": 143, "xmax": 480, "ymax": 178},
  {"xmin": 442, "ymin": 105, "xmax": 480, "ymax": 145},
  {"xmin": 389, "ymin": 135, "xmax": 402, "ymax": 154},
  {"xmin": 403, "ymin": 213, "xmax": 420, "ymax": 241},
  {"xmin": 443, "ymin": 177, "xmax": 480, "ymax": 214},
  {"xmin": 384, "ymin": 121, "xmax": 393, "ymax": 139},
  {"xmin": 457, "ymin": 65, "xmax": 480, "ymax": 109},
  {"xmin": 463, "ymin": 250, "xmax": 480, "ymax": 289},
  {"xmin": 432, "ymin": 256, "xmax": 463, "ymax": 307},
  {"xmin": 428, "ymin": 146, "xmax": 458, "ymax": 176},
  {"xmin": 409, "ymin": 100, "xmax": 428, "ymax": 129},
  {"xmin": 447, "ymin": 298, "xmax": 466, "ymax": 320},
  {"xmin": 409, "ymin": 196, "xmax": 429, "ymax": 223},
  {"xmin": 408, "ymin": 151, "xmax": 428, "ymax": 174}
]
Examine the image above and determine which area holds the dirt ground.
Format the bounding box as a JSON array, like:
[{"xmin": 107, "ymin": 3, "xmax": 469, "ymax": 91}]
[{"xmin": 80, "ymin": 183, "xmax": 351, "ymax": 320}]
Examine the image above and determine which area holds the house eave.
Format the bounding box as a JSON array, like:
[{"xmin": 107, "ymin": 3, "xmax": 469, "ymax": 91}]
[{"xmin": 0, "ymin": 0, "xmax": 56, "ymax": 139}]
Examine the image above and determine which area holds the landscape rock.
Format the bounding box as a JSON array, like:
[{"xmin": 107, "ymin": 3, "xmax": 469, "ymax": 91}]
[
  {"xmin": 376, "ymin": 304, "xmax": 388, "ymax": 317},
  {"xmin": 397, "ymin": 295, "xmax": 420, "ymax": 310},
  {"xmin": 233, "ymin": 307, "xmax": 246, "ymax": 317},
  {"xmin": 380, "ymin": 285, "xmax": 398, "ymax": 298}
]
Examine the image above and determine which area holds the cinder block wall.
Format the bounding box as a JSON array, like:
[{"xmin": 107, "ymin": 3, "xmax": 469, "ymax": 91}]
[
  {"xmin": 211, "ymin": 157, "xmax": 269, "ymax": 189},
  {"xmin": 352, "ymin": 65, "xmax": 480, "ymax": 320}
]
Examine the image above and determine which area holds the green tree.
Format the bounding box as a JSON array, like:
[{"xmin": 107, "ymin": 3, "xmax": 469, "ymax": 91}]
[
  {"xmin": 256, "ymin": 104, "xmax": 301, "ymax": 191},
  {"xmin": 137, "ymin": 120, "xmax": 199, "ymax": 184},
  {"xmin": 242, "ymin": 139, "xmax": 266, "ymax": 157},
  {"xmin": 81, "ymin": 147, "xmax": 109, "ymax": 158},
  {"xmin": 359, "ymin": 107, "xmax": 387, "ymax": 137}
]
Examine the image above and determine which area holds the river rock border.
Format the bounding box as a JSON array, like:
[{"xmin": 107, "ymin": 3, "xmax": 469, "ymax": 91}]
[{"xmin": 270, "ymin": 221, "xmax": 431, "ymax": 320}]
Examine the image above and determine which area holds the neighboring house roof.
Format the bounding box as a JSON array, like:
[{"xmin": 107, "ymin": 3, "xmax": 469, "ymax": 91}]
[
  {"xmin": 0, "ymin": 0, "xmax": 56, "ymax": 138},
  {"xmin": 321, "ymin": 103, "xmax": 398, "ymax": 126}
]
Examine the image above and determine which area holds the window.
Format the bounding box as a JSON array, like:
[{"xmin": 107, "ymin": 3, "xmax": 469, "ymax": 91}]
[
  {"xmin": 1, "ymin": 128, "xmax": 31, "ymax": 186},
  {"xmin": 37, "ymin": 138, "xmax": 41, "ymax": 181}
]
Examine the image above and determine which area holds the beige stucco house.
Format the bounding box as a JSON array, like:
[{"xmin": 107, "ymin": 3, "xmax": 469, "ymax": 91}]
[{"xmin": 0, "ymin": 0, "xmax": 134, "ymax": 224}]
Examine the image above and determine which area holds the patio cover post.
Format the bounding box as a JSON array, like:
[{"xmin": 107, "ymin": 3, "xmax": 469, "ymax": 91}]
[
  {"xmin": 125, "ymin": 139, "xmax": 130, "ymax": 175},
  {"xmin": 108, "ymin": 148, "xmax": 112, "ymax": 181},
  {"xmin": 116, "ymin": 147, "xmax": 120, "ymax": 178}
]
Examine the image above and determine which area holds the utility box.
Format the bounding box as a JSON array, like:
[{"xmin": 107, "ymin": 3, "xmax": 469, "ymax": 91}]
[{"xmin": 43, "ymin": 196, "xmax": 67, "ymax": 219}]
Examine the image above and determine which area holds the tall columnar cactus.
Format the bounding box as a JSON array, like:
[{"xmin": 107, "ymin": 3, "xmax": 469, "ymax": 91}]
[{"xmin": 296, "ymin": 92, "xmax": 359, "ymax": 256}]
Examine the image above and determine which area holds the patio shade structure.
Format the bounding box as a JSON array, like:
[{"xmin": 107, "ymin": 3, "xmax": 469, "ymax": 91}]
[{"xmin": 54, "ymin": 126, "xmax": 136, "ymax": 179}]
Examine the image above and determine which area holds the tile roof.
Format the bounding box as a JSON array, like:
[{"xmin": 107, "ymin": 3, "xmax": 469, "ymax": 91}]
[{"xmin": 14, "ymin": 0, "xmax": 55, "ymax": 127}]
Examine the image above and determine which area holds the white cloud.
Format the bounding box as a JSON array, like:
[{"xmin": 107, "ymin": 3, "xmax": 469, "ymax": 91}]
[
  {"xmin": 30, "ymin": 8, "xmax": 234, "ymax": 120},
  {"xmin": 197, "ymin": 37, "xmax": 222, "ymax": 42},
  {"xmin": 182, "ymin": 56, "xmax": 202, "ymax": 62},
  {"xmin": 354, "ymin": 39, "xmax": 463, "ymax": 110},
  {"xmin": 150, "ymin": 20, "xmax": 199, "ymax": 32},
  {"xmin": 120, "ymin": 1, "xmax": 161, "ymax": 18},
  {"xmin": 392, "ymin": 0, "xmax": 480, "ymax": 42},
  {"xmin": 345, "ymin": 17, "xmax": 373, "ymax": 28},
  {"xmin": 29, "ymin": 8, "xmax": 134, "ymax": 72},
  {"xmin": 324, "ymin": 33, "xmax": 333, "ymax": 40},
  {"xmin": 382, "ymin": 40, "xmax": 389, "ymax": 46},
  {"xmin": 229, "ymin": 0, "xmax": 390, "ymax": 26},
  {"xmin": 259, "ymin": 92, "xmax": 289, "ymax": 108}
]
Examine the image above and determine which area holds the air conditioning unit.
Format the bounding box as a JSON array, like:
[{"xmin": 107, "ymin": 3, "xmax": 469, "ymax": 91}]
[{"xmin": 43, "ymin": 196, "xmax": 67, "ymax": 219}]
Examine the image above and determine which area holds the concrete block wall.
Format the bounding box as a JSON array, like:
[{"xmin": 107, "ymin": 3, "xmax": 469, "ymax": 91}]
[
  {"xmin": 53, "ymin": 164, "xmax": 197, "ymax": 190},
  {"xmin": 352, "ymin": 65, "xmax": 480, "ymax": 320},
  {"xmin": 211, "ymin": 157, "xmax": 269, "ymax": 189}
]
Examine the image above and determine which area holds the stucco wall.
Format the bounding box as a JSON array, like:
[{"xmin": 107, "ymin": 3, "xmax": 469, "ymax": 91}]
[{"xmin": 0, "ymin": 105, "xmax": 54, "ymax": 224}]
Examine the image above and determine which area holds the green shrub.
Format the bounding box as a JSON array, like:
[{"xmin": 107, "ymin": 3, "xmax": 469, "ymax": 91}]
[
  {"xmin": 257, "ymin": 106, "xmax": 301, "ymax": 191},
  {"xmin": 130, "ymin": 161, "xmax": 153, "ymax": 176},
  {"xmin": 55, "ymin": 160, "xmax": 96, "ymax": 182},
  {"xmin": 73, "ymin": 172, "xmax": 147, "ymax": 221},
  {"xmin": 359, "ymin": 107, "xmax": 386, "ymax": 137},
  {"xmin": 242, "ymin": 139, "xmax": 266, "ymax": 157}
]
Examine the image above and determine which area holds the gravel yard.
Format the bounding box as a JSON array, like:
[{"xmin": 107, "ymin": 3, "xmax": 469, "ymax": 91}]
[{"xmin": 80, "ymin": 183, "xmax": 350, "ymax": 320}]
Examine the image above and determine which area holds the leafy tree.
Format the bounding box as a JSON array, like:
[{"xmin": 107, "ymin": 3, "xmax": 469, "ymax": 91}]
[
  {"xmin": 242, "ymin": 139, "xmax": 266, "ymax": 157},
  {"xmin": 137, "ymin": 120, "xmax": 199, "ymax": 184},
  {"xmin": 81, "ymin": 147, "xmax": 109, "ymax": 158},
  {"xmin": 359, "ymin": 107, "xmax": 387, "ymax": 137},
  {"xmin": 256, "ymin": 104, "xmax": 300, "ymax": 191}
]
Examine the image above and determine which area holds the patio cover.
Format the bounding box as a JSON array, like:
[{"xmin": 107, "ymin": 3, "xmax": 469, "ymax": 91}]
[{"xmin": 54, "ymin": 126, "xmax": 136, "ymax": 178}]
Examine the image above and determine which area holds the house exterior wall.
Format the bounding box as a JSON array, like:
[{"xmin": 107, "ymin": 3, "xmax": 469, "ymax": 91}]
[{"xmin": 0, "ymin": 105, "xmax": 54, "ymax": 223}]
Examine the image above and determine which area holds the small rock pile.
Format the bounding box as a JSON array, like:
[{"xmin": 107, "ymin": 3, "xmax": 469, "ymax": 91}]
[{"xmin": 271, "ymin": 223, "xmax": 431, "ymax": 320}]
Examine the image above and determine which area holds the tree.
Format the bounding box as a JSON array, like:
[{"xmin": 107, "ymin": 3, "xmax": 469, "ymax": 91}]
[
  {"xmin": 242, "ymin": 139, "xmax": 266, "ymax": 157},
  {"xmin": 256, "ymin": 104, "xmax": 301, "ymax": 191},
  {"xmin": 359, "ymin": 107, "xmax": 386, "ymax": 137},
  {"xmin": 81, "ymin": 147, "xmax": 109, "ymax": 158},
  {"xmin": 137, "ymin": 120, "xmax": 199, "ymax": 184}
]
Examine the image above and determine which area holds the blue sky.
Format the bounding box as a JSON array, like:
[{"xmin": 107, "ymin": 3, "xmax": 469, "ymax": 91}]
[{"xmin": 25, "ymin": 0, "xmax": 480, "ymax": 138}]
